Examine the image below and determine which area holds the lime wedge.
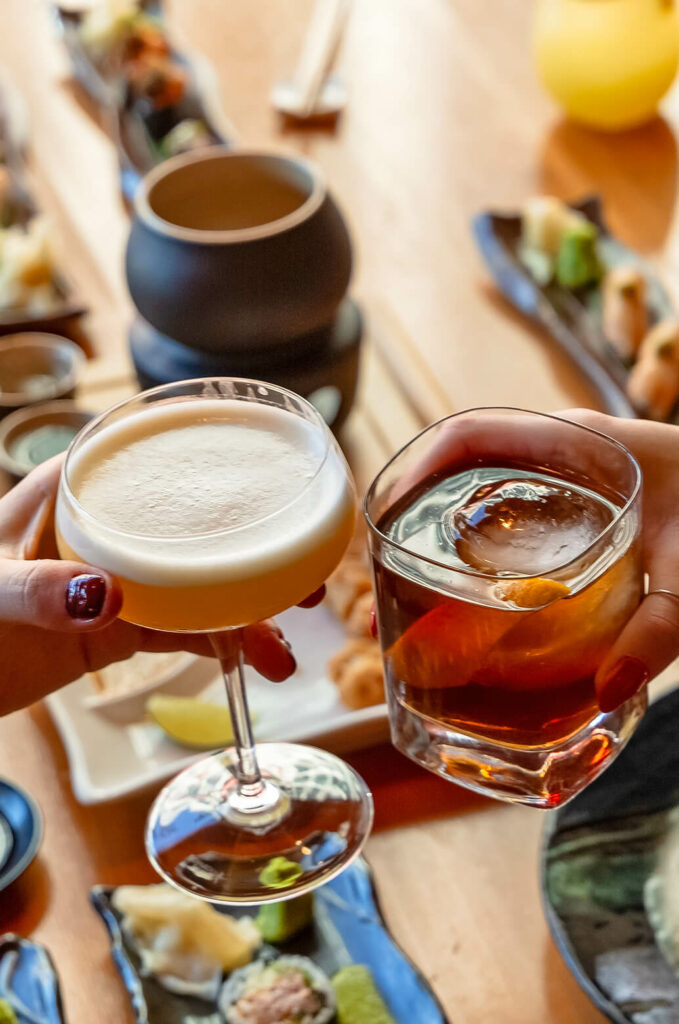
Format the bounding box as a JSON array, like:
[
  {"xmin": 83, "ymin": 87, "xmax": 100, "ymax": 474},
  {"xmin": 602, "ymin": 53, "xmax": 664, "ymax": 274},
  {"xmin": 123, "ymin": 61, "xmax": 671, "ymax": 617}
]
[{"xmin": 147, "ymin": 695, "xmax": 236, "ymax": 749}]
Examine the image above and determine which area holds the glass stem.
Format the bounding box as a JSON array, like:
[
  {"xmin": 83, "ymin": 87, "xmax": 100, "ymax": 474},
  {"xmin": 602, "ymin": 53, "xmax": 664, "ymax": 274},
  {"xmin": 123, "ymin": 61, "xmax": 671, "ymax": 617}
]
[{"xmin": 210, "ymin": 630, "xmax": 263, "ymax": 796}]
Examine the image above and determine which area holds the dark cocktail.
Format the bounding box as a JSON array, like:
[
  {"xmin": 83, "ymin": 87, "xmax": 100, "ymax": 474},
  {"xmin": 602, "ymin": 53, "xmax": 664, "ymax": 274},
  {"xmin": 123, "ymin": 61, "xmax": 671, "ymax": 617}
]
[{"xmin": 365, "ymin": 409, "xmax": 644, "ymax": 807}]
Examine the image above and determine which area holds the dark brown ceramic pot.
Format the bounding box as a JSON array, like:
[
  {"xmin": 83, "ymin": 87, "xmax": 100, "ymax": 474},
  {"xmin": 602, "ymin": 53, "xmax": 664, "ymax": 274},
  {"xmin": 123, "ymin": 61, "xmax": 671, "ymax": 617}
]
[{"xmin": 126, "ymin": 148, "xmax": 352, "ymax": 354}]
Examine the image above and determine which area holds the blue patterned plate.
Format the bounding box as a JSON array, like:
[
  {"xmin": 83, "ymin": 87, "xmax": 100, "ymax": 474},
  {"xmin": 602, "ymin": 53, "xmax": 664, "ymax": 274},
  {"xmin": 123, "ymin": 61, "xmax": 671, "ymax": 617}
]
[
  {"xmin": 92, "ymin": 857, "xmax": 448, "ymax": 1024},
  {"xmin": 542, "ymin": 687, "xmax": 679, "ymax": 1023}
]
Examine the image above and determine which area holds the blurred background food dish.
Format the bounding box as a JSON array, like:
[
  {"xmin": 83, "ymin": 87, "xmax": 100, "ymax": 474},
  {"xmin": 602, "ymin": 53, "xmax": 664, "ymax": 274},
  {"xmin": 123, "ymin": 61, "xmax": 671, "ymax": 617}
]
[
  {"xmin": 473, "ymin": 195, "xmax": 679, "ymax": 423},
  {"xmin": 0, "ymin": 333, "xmax": 83, "ymax": 416},
  {"xmin": 55, "ymin": 0, "xmax": 235, "ymax": 200}
]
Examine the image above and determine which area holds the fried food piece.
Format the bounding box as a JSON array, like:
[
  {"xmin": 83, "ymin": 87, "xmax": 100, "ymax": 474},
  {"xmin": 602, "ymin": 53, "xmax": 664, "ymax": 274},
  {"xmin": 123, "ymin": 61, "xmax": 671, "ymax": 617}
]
[
  {"xmin": 325, "ymin": 557, "xmax": 372, "ymax": 622},
  {"xmin": 328, "ymin": 639, "xmax": 384, "ymax": 709},
  {"xmin": 345, "ymin": 589, "xmax": 374, "ymax": 638}
]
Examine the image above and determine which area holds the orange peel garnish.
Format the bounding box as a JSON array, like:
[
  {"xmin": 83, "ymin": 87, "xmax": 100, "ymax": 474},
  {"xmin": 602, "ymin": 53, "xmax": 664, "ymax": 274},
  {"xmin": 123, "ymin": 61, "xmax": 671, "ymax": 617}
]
[{"xmin": 495, "ymin": 577, "xmax": 570, "ymax": 609}]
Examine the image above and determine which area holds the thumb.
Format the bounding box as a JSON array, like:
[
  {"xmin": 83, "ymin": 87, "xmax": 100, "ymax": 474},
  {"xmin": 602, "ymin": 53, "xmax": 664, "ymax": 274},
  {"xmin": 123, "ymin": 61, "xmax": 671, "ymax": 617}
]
[
  {"xmin": 0, "ymin": 558, "xmax": 122, "ymax": 631},
  {"xmin": 596, "ymin": 590, "xmax": 679, "ymax": 712}
]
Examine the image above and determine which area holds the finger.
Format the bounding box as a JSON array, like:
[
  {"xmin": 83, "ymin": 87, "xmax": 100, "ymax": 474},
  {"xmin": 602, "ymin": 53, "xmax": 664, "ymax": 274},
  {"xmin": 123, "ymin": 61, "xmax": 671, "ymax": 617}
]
[
  {"xmin": 0, "ymin": 558, "xmax": 122, "ymax": 631},
  {"xmin": 388, "ymin": 409, "xmax": 622, "ymax": 504},
  {"xmin": 0, "ymin": 455, "xmax": 64, "ymax": 558},
  {"xmin": 296, "ymin": 585, "xmax": 326, "ymax": 608},
  {"xmin": 241, "ymin": 619, "xmax": 296, "ymax": 682},
  {"xmin": 596, "ymin": 588, "xmax": 679, "ymax": 712}
]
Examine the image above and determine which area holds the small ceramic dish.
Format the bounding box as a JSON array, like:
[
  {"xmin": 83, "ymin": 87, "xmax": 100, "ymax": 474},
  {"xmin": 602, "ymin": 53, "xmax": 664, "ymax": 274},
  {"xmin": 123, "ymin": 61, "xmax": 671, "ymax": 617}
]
[
  {"xmin": 0, "ymin": 935, "xmax": 66, "ymax": 1023},
  {"xmin": 0, "ymin": 779, "xmax": 42, "ymax": 893},
  {"xmin": 83, "ymin": 652, "xmax": 219, "ymax": 726},
  {"xmin": 0, "ymin": 274, "xmax": 87, "ymax": 340},
  {"xmin": 0, "ymin": 333, "xmax": 84, "ymax": 415},
  {"xmin": 0, "ymin": 400, "xmax": 93, "ymax": 480}
]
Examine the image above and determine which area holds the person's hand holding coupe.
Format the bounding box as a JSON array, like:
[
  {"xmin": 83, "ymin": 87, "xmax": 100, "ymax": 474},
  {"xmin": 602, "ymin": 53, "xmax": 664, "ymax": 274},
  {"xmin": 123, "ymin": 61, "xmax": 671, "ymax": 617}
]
[{"xmin": 0, "ymin": 456, "xmax": 322, "ymax": 716}]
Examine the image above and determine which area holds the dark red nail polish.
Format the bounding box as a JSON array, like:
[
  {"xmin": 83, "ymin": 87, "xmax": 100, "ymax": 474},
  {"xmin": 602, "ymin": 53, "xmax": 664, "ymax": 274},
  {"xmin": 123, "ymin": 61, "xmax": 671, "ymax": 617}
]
[
  {"xmin": 369, "ymin": 606, "xmax": 377, "ymax": 640},
  {"xmin": 598, "ymin": 656, "xmax": 649, "ymax": 713},
  {"xmin": 66, "ymin": 574, "xmax": 106, "ymax": 619},
  {"xmin": 283, "ymin": 648, "xmax": 297, "ymax": 673}
]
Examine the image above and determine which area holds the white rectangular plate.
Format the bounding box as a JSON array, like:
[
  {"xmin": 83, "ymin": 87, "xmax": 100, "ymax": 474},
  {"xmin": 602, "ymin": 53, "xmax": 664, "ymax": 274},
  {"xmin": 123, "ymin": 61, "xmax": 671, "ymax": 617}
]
[{"xmin": 46, "ymin": 605, "xmax": 389, "ymax": 804}]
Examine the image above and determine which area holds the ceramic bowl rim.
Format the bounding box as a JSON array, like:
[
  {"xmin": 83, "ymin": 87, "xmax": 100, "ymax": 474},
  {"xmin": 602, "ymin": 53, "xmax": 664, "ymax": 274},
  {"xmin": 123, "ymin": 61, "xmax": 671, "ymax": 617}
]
[
  {"xmin": 0, "ymin": 399, "xmax": 94, "ymax": 478},
  {"xmin": 133, "ymin": 146, "xmax": 328, "ymax": 245},
  {"xmin": 0, "ymin": 332, "xmax": 84, "ymax": 407}
]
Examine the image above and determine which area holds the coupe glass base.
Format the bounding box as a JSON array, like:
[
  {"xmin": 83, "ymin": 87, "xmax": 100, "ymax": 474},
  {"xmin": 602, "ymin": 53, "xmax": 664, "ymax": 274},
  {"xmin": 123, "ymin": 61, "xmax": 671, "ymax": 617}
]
[
  {"xmin": 145, "ymin": 742, "xmax": 374, "ymax": 904},
  {"xmin": 388, "ymin": 689, "xmax": 648, "ymax": 809}
]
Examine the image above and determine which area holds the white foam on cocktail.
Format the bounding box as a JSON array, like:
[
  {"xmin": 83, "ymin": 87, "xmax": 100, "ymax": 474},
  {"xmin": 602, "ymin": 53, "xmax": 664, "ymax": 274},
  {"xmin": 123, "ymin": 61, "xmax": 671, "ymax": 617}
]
[{"xmin": 57, "ymin": 399, "xmax": 354, "ymax": 586}]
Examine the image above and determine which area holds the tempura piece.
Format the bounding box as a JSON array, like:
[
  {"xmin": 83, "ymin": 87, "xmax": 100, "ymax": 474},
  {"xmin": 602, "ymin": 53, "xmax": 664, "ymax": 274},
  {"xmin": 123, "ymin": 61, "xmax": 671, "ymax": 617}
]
[
  {"xmin": 79, "ymin": 0, "xmax": 141, "ymax": 60},
  {"xmin": 112, "ymin": 883, "xmax": 261, "ymax": 999},
  {"xmin": 0, "ymin": 219, "xmax": 59, "ymax": 315},
  {"xmin": 627, "ymin": 320, "xmax": 679, "ymax": 420},
  {"xmin": 328, "ymin": 639, "xmax": 385, "ymax": 709}
]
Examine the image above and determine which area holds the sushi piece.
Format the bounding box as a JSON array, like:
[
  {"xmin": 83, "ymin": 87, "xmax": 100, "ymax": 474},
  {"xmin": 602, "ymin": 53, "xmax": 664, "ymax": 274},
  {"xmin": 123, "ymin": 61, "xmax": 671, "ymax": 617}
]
[
  {"xmin": 555, "ymin": 216, "xmax": 602, "ymax": 289},
  {"xmin": 332, "ymin": 965, "xmax": 397, "ymax": 1024},
  {"xmin": 602, "ymin": 266, "xmax": 647, "ymax": 360},
  {"xmin": 219, "ymin": 956, "xmax": 336, "ymax": 1024},
  {"xmin": 521, "ymin": 196, "xmax": 572, "ymax": 257},
  {"xmin": 627, "ymin": 320, "xmax": 679, "ymax": 420}
]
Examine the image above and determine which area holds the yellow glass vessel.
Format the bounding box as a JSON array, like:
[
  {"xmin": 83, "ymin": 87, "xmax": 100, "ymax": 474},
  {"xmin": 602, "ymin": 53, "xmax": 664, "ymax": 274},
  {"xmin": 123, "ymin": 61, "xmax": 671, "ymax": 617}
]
[{"xmin": 534, "ymin": 0, "xmax": 679, "ymax": 131}]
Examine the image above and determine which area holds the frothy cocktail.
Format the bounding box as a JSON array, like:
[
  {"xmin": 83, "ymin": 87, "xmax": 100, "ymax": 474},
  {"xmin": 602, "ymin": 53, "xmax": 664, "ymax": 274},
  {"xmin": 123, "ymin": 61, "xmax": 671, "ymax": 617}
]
[{"xmin": 57, "ymin": 398, "xmax": 355, "ymax": 631}]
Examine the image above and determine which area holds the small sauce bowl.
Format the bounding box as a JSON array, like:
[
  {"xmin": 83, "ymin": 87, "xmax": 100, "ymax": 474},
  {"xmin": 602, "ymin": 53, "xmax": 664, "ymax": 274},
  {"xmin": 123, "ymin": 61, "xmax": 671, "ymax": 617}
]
[
  {"xmin": 0, "ymin": 332, "xmax": 84, "ymax": 417},
  {"xmin": 0, "ymin": 400, "xmax": 93, "ymax": 480}
]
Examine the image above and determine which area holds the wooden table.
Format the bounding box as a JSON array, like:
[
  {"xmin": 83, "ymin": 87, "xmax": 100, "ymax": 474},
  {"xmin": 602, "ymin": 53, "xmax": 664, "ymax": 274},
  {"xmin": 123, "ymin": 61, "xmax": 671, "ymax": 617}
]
[{"xmin": 1, "ymin": 1, "xmax": 678, "ymax": 1021}]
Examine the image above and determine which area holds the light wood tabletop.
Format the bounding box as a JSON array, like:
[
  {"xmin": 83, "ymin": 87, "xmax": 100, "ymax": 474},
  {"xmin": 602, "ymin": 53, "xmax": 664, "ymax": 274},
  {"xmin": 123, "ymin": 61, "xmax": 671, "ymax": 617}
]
[{"xmin": 1, "ymin": 1, "xmax": 678, "ymax": 1021}]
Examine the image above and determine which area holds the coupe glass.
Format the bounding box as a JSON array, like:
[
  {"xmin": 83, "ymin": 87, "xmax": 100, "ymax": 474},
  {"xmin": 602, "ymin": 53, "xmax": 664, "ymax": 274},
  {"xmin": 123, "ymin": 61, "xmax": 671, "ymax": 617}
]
[
  {"xmin": 57, "ymin": 378, "xmax": 373, "ymax": 903},
  {"xmin": 365, "ymin": 408, "xmax": 644, "ymax": 808}
]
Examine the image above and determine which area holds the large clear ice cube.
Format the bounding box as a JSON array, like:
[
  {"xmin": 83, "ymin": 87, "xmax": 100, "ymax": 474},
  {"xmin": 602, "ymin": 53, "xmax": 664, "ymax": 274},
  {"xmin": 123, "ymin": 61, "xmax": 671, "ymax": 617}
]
[{"xmin": 448, "ymin": 477, "xmax": 613, "ymax": 575}]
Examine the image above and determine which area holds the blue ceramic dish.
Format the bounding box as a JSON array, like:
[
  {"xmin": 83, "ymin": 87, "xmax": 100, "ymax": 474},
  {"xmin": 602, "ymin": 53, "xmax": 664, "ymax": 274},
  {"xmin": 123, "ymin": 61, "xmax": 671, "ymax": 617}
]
[
  {"xmin": 0, "ymin": 779, "xmax": 42, "ymax": 892},
  {"xmin": 543, "ymin": 687, "xmax": 679, "ymax": 1024},
  {"xmin": 92, "ymin": 857, "xmax": 449, "ymax": 1024},
  {"xmin": 0, "ymin": 935, "xmax": 66, "ymax": 1024}
]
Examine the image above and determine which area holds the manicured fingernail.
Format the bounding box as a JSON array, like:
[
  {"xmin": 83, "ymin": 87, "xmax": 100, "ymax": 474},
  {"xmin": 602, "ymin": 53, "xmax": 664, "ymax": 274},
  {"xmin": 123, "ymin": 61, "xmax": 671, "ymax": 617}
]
[
  {"xmin": 66, "ymin": 574, "xmax": 106, "ymax": 619},
  {"xmin": 283, "ymin": 647, "xmax": 297, "ymax": 674},
  {"xmin": 369, "ymin": 606, "xmax": 377, "ymax": 639},
  {"xmin": 598, "ymin": 656, "xmax": 649, "ymax": 713}
]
